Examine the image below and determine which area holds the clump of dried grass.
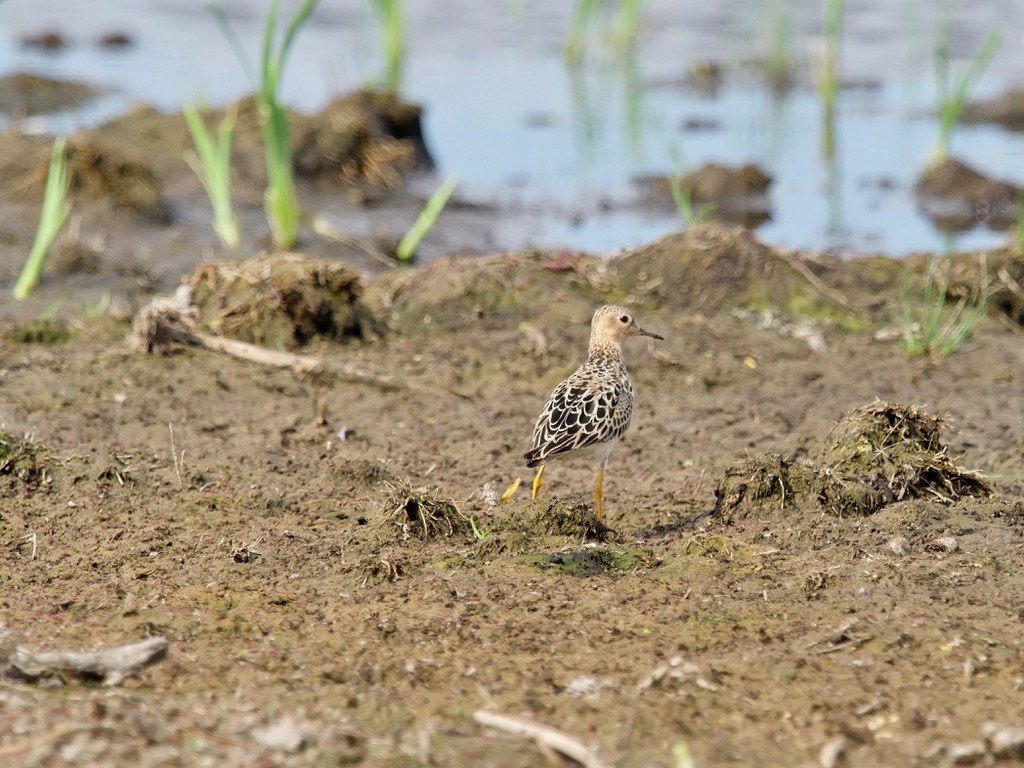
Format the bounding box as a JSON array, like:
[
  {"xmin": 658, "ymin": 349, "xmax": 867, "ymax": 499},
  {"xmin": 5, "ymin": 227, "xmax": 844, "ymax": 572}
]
[
  {"xmin": 714, "ymin": 401, "xmax": 991, "ymax": 519},
  {"xmin": 378, "ymin": 482, "xmax": 473, "ymax": 541},
  {"xmin": 0, "ymin": 431, "xmax": 53, "ymax": 492},
  {"xmin": 185, "ymin": 253, "xmax": 371, "ymax": 349}
]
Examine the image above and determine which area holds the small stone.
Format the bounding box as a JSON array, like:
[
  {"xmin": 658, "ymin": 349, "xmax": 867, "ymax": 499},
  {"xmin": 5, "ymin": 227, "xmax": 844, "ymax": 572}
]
[
  {"xmin": 252, "ymin": 718, "xmax": 308, "ymax": 753},
  {"xmin": 887, "ymin": 536, "xmax": 910, "ymax": 556},
  {"xmin": 818, "ymin": 735, "xmax": 845, "ymax": 768},
  {"xmin": 565, "ymin": 674, "xmax": 613, "ymax": 698},
  {"xmin": 945, "ymin": 740, "xmax": 986, "ymax": 764},
  {"xmin": 928, "ymin": 537, "xmax": 959, "ymax": 553},
  {"xmin": 988, "ymin": 726, "xmax": 1024, "ymax": 757}
]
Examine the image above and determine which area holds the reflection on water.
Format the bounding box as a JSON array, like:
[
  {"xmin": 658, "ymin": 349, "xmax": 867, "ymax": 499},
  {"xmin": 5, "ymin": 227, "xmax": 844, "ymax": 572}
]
[{"xmin": 1, "ymin": 0, "xmax": 1022, "ymax": 257}]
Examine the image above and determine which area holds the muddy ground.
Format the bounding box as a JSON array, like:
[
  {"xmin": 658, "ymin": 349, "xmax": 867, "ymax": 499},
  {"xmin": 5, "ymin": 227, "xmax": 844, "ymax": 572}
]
[{"xmin": 1, "ymin": 96, "xmax": 1024, "ymax": 768}]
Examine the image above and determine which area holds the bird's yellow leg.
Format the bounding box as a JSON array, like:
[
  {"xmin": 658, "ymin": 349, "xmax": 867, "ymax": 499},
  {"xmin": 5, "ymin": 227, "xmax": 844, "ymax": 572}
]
[
  {"xmin": 531, "ymin": 464, "xmax": 546, "ymax": 500},
  {"xmin": 594, "ymin": 465, "xmax": 605, "ymax": 521}
]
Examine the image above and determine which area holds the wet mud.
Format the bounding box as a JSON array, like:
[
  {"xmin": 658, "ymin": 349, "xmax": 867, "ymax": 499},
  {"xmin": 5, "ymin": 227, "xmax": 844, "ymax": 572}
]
[{"xmin": 1, "ymin": 78, "xmax": 1024, "ymax": 767}]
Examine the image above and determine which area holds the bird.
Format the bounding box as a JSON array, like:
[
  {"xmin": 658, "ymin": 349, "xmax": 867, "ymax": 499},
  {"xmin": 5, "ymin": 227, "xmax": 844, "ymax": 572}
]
[{"xmin": 524, "ymin": 305, "xmax": 663, "ymax": 519}]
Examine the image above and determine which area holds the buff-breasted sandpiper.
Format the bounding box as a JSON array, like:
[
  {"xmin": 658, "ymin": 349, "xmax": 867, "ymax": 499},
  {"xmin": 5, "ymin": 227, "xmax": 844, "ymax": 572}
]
[{"xmin": 524, "ymin": 305, "xmax": 663, "ymax": 519}]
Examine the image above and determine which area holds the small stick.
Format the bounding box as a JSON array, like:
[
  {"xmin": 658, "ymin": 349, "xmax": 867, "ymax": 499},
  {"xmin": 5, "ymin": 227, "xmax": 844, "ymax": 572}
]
[
  {"xmin": 776, "ymin": 249, "xmax": 851, "ymax": 309},
  {"xmin": 130, "ymin": 289, "xmax": 466, "ymax": 397},
  {"xmin": 474, "ymin": 710, "xmax": 609, "ymax": 768},
  {"xmin": 168, "ymin": 423, "xmax": 184, "ymax": 487},
  {"xmin": 7, "ymin": 636, "xmax": 168, "ymax": 686}
]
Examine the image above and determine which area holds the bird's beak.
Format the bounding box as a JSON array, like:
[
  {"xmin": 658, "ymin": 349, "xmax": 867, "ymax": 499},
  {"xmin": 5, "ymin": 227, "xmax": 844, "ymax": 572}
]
[{"xmin": 636, "ymin": 326, "xmax": 664, "ymax": 341}]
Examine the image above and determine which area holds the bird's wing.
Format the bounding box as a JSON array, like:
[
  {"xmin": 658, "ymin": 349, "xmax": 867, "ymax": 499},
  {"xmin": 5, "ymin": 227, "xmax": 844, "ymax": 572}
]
[{"xmin": 524, "ymin": 375, "xmax": 628, "ymax": 466}]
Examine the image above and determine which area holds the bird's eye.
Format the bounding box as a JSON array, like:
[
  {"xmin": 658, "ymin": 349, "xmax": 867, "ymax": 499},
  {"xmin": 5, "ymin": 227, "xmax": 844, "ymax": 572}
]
[{"xmin": 619, "ymin": 315, "xmax": 630, "ymax": 323}]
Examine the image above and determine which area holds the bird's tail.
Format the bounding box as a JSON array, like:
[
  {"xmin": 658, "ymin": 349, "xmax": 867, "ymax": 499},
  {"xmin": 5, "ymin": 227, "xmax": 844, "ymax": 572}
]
[{"xmin": 523, "ymin": 447, "xmax": 545, "ymax": 468}]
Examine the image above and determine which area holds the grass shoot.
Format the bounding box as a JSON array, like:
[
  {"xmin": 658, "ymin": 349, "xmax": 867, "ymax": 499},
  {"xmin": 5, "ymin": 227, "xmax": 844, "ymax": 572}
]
[
  {"xmin": 565, "ymin": 0, "xmax": 644, "ymax": 63},
  {"xmin": 565, "ymin": 0, "xmax": 600, "ymax": 63},
  {"xmin": 931, "ymin": 28, "xmax": 1003, "ymax": 166},
  {"xmin": 899, "ymin": 255, "xmax": 988, "ymax": 359},
  {"xmin": 672, "ymin": 742, "xmax": 696, "ymax": 768},
  {"xmin": 369, "ymin": 0, "xmax": 405, "ymax": 94},
  {"xmin": 208, "ymin": 0, "xmax": 319, "ymax": 250},
  {"xmin": 612, "ymin": 0, "xmax": 645, "ymax": 56},
  {"xmin": 469, "ymin": 516, "xmax": 490, "ymax": 541},
  {"xmin": 395, "ymin": 176, "xmax": 458, "ymax": 262},
  {"xmin": 183, "ymin": 103, "xmax": 240, "ymax": 248},
  {"xmin": 763, "ymin": 0, "xmax": 794, "ymax": 90},
  {"xmin": 13, "ymin": 136, "xmax": 71, "ymax": 300},
  {"xmin": 668, "ymin": 171, "xmax": 716, "ymax": 227},
  {"xmin": 817, "ymin": 0, "xmax": 843, "ymax": 157}
]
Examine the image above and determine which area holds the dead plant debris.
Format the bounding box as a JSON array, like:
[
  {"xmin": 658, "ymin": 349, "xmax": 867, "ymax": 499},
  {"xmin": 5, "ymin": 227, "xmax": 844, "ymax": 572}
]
[
  {"xmin": 0, "ymin": 431, "xmax": 52, "ymax": 493},
  {"xmin": 185, "ymin": 252, "xmax": 373, "ymax": 349},
  {"xmin": 3, "ymin": 627, "xmax": 168, "ymax": 686},
  {"xmin": 377, "ymin": 482, "xmax": 473, "ymax": 541},
  {"xmin": 714, "ymin": 401, "xmax": 991, "ymax": 519}
]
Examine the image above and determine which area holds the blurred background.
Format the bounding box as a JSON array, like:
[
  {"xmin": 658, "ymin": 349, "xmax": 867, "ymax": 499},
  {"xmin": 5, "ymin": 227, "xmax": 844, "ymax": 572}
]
[{"xmin": 2, "ymin": 0, "xmax": 1023, "ymax": 258}]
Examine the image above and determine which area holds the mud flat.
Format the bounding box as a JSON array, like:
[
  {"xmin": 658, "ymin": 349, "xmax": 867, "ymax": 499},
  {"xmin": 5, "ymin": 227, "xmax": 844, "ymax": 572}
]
[{"xmin": 1, "ymin": 220, "xmax": 1023, "ymax": 767}]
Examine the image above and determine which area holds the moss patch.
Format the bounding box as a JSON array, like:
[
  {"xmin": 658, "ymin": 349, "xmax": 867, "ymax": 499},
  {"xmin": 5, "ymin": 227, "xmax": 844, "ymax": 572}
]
[{"xmin": 3, "ymin": 319, "xmax": 72, "ymax": 345}]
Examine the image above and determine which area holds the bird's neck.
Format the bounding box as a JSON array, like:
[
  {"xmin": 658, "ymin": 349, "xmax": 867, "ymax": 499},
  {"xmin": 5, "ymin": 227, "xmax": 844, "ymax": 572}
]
[{"xmin": 587, "ymin": 339, "xmax": 622, "ymax": 358}]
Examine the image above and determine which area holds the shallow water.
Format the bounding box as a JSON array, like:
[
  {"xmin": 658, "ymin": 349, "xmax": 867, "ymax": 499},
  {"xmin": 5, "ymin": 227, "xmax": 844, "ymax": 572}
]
[{"xmin": 3, "ymin": 0, "xmax": 1023, "ymax": 257}]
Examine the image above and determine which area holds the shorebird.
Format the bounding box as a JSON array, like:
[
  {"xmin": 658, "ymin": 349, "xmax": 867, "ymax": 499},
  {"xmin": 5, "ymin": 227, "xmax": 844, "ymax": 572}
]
[{"xmin": 524, "ymin": 305, "xmax": 663, "ymax": 519}]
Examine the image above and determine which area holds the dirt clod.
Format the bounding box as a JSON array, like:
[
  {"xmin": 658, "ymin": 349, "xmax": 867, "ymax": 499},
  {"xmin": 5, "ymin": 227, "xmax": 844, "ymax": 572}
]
[
  {"xmin": 185, "ymin": 253, "xmax": 373, "ymax": 348},
  {"xmin": 377, "ymin": 483, "xmax": 473, "ymax": 541},
  {"xmin": 714, "ymin": 401, "xmax": 991, "ymax": 520},
  {"xmin": 292, "ymin": 89, "xmax": 430, "ymax": 191},
  {"xmin": 915, "ymin": 157, "xmax": 1018, "ymax": 231}
]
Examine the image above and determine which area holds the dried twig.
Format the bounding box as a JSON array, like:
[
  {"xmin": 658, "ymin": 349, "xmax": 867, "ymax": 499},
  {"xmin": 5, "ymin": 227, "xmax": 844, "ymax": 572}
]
[
  {"xmin": 474, "ymin": 710, "xmax": 609, "ymax": 768},
  {"xmin": 6, "ymin": 636, "xmax": 168, "ymax": 686},
  {"xmin": 129, "ymin": 287, "xmax": 431, "ymax": 394},
  {"xmin": 776, "ymin": 249, "xmax": 851, "ymax": 309},
  {"xmin": 168, "ymin": 423, "xmax": 185, "ymax": 487}
]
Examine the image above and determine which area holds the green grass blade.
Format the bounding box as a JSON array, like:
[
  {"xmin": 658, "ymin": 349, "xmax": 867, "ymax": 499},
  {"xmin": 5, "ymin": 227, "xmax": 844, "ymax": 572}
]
[
  {"xmin": 262, "ymin": 101, "xmax": 299, "ymax": 249},
  {"xmin": 370, "ymin": 0, "xmax": 405, "ymax": 93},
  {"xmin": 13, "ymin": 136, "xmax": 71, "ymax": 300},
  {"xmin": 183, "ymin": 103, "xmax": 240, "ymax": 248},
  {"xmin": 205, "ymin": 2, "xmax": 257, "ymax": 88},
  {"xmin": 395, "ymin": 176, "xmax": 458, "ymax": 261},
  {"xmin": 260, "ymin": 0, "xmax": 281, "ymax": 101},
  {"xmin": 935, "ymin": 28, "xmax": 1002, "ymax": 163},
  {"xmin": 613, "ymin": 0, "xmax": 645, "ymax": 54},
  {"xmin": 668, "ymin": 172, "xmax": 715, "ymax": 227},
  {"xmin": 565, "ymin": 0, "xmax": 600, "ymax": 63},
  {"xmin": 898, "ymin": 255, "xmax": 988, "ymax": 359},
  {"xmin": 276, "ymin": 0, "xmax": 319, "ymax": 88}
]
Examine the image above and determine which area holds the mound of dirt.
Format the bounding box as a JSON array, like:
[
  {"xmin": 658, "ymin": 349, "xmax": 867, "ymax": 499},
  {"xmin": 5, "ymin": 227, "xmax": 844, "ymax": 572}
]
[
  {"xmin": 714, "ymin": 401, "xmax": 991, "ymax": 521},
  {"xmin": 367, "ymin": 223, "xmax": 909, "ymax": 335},
  {"xmin": 637, "ymin": 163, "xmax": 773, "ymax": 227},
  {"xmin": 0, "ymin": 72, "xmax": 97, "ymax": 116},
  {"xmin": 962, "ymin": 88, "xmax": 1024, "ymax": 131},
  {"xmin": 915, "ymin": 158, "xmax": 1017, "ymax": 231},
  {"xmin": 614, "ymin": 223, "xmax": 859, "ymax": 320},
  {"xmin": 61, "ymin": 137, "xmax": 168, "ymax": 221},
  {"xmin": 291, "ymin": 89, "xmax": 431, "ymax": 191},
  {"xmin": 372, "ymin": 482, "xmax": 474, "ymax": 544},
  {"xmin": 185, "ymin": 253, "xmax": 374, "ymax": 349},
  {"xmin": 366, "ymin": 249, "xmax": 617, "ymax": 333}
]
